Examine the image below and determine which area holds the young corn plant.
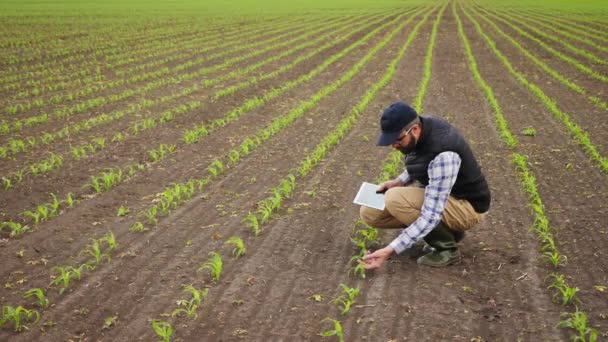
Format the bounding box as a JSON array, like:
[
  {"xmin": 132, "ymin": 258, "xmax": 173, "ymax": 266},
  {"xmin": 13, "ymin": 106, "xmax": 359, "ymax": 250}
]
[
  {"xmin": 130, "ymin": 221, "xmax": 146, "ymax": 232},
  {"xmin": 320, "ymin": 317, "xmax": 344, "ymax": 342},
  {"xmin": 23, "ymin": 288, "xmax": 49, "ymax": 308},
  {"xmin": 117, "ymin": 205, "xmax": 130, "ymax": 216},
  {"xmin": 330, "ymin": 284, "xmax": 360, "ymax": 315},
  {"xmin": 558, "ymin": 308, "xmax": 598, "ymax": 342},
  {"xmin": 198, "ymin": 252, "xmax": 222, "ymax": 282},
  {"xmin": 150, "ymin": 320, "xmax": 173, "ymax": 342},
  {"xmin": 225, "ymin": 236, "xmax": 246, "ymax": 258},
  {"xmin": 171, "ymin": 284, "xmax": 209, "ymax": 320},
  {"xmin": 0, "ymin": 221, "xmax": 29, "ymax": 237},
  {"xmin": 242, "ymin": 212, "xmax": 260, "ymax": 237},
  {"xmin": 0, "ymin": 306, "xmax": 40, "ymax": 332},
  {"xmin": 549, "ymin": 273, "xmax": 580, "ymax": 306},
  {"xmin": 100, "ymin": 231, "xmax": 117, "ymax": 252},
  {"xmin": 348, "ymin": 255, "xmax": 366, "ymax": 279},
  {"xmin": 81, "ymin": 239, "xmax": 109, "ymax": 265}
]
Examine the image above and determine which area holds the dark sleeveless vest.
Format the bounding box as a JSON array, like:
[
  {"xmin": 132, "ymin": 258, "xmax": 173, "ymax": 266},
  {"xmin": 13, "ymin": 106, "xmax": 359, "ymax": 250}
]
[{"xmin": 404, "ymin": 116, "xmax": 491, "ymax": 213}]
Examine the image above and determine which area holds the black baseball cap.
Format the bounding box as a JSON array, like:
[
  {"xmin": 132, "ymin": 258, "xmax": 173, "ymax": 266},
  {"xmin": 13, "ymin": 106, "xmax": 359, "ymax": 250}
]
[{"xmin": 377, "ymin": 101, "xmax": 418, "ymax": 146}]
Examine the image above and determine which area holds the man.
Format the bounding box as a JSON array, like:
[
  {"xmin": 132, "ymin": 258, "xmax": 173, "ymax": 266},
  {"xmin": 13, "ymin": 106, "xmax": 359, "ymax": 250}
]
[{"xmin": 360, "ymin": 101, "xmax": 490, "ymax": 268}]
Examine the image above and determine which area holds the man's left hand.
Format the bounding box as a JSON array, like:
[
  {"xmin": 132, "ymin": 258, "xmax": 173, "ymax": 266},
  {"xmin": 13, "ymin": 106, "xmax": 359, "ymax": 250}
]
[{"xmin": 360, "ymin": 246, "xmax": 394, "ymax": 269}]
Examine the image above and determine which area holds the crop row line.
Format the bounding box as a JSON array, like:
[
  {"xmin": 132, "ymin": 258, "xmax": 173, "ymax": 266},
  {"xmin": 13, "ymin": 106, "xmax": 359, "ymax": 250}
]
[
  {"xmin": 0, "ymin": 16, "xmax": 353, "ymax": 151},
  {"xmin": 0, "ymin": 13, "xmax": 395, "ymax": 189},
  {"xmin": 132, "ymin": 9, "xmax": 418, "ymax": 233},
  {"xmin": 469, "ymin": 6, "xmax": 607, "ymax": 110},
  {"xmin": 515, "ymin": 9, "xmax": 608, "ymax": 41},
  {"xmin": 0, "ymin": 16, "xmax": 289, "ymax": 83},
  {"xmin": 0, "ymin": 15, "xmax": 339, "ymax": 122},
  {"xmin": 0, "ymin": 15, "xmax": 330, "ymax": 102},
  {"xmin": 0, "ymin": 11, "xmax": 409, "ymax": 236},
  {"xmin": 462, "ymin": 4, "xmax": 608, "ymax": 174},
  {"xmin": 455, "ymin": 3, "xmax": 595, "ymax": 340},
  {"xmin": 323, "ymin": 3, "xmax": 445, "ymax": 339},
  {"xmin": 507, "ymin": 9, "xmax": 608, "ymax": 44},
  {"xmin": 503, "ymin": 9, "xmax": 608, "ymax": 53},
  {"xmin": 471, "ymin": 3, "xmax": 608, "ymax": 66},
  {"xmin": 0, "ymin": 231, "xmax": 116, "ymax": 333},
  {"xmin": 472, "ymin": 6, "xmax": 607, "ymax": 84}
]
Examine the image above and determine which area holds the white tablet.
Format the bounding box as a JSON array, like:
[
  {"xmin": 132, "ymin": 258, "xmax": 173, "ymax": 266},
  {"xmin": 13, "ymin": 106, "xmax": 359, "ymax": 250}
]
[{"xmin": 353, "ymin": 182, "xmax": 385, "ymax": 211}]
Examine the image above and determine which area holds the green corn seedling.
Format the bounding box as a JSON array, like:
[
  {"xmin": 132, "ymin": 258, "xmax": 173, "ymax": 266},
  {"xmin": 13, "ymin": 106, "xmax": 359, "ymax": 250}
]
[
  {"xmin": 558, "ymin": 308, "xmax": 598, "ymax": 342},
  {"xmin": 0, "ymin": 221, "xmax": 29, "ymax": 237},
  {"xmin": 1, "ymin": 176, "xmax": 11, "ymax": 190},
  {"xmin": 243, "ymin": 212, "xmax": 260, "ymax": 236},
  {"xmin": 117, "ymin": 206, "xmax": 130, "ymax": 216},
  {"xmin": 0, "ymin": 305, "xmax": 40, "ymax": 332},
  {"xmin": 320, "ymin": 318, "xmax": 344, "ymax": 342},
  {"xmin": 198, "ymin": 252, "xmax": 222, "ymax": 282},
  {"xmin": 65, "ymin": 192, "xmax": 75, "ymax": 208},
  {"xmin": 100, "ymin": 231, "xmax": 117, "ymax": 251},
  {"xmin": 145, "ymin": 206, "xmax": 158, "ymax": 225},
  {"xmin": 150, "ymin": 320, "xmax": 173, "ymax": 342},
  {"xmin": 225, "ymin": 236, "xmax": 246, "ymax": 258},
  {"xmin": 22, "ymin": 209, "xmax": 42, "ymax": 225},
  {"xmin": 331, "ymin": 284, "xmax": 360, "ymax": 315},
  {"xmin": 549, "ymin": 273, "xmax": 580, "ymax": 305},
  {"xmin": 172, "ymin": 284, "xmax": 208, "ymax": 319},
  {"xmin": 23, "ymin": 288, "xmax": 49, "ymax": 308},
  {"xmin": 130, "ymin": 221, "xmax": 145, "ymax": 232},
  {"xmin": 51, "ymin": 266, "xmax": 72, "ymax": 294},
  {"xmin": 348, "ymin": 255, "xmax": 366, "ymax": 279},
  {"xmin": 81, "ymin": 239, "xmax": 108, "ymax": 265}
]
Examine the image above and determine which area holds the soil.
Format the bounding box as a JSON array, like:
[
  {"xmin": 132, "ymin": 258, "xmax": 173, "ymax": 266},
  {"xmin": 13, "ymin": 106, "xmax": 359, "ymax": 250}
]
[{"xmin": 1, "ymin": 3, "xmax": 607, "ymax": 342}]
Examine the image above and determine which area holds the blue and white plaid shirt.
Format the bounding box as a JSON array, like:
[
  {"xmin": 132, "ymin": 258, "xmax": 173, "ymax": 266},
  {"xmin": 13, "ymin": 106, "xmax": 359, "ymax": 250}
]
[{"xmin": 389, "ymin": 151, "xmax": 461, "ymax": 254}]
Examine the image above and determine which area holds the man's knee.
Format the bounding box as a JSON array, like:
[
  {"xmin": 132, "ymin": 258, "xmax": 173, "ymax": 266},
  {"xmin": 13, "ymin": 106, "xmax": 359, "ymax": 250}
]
[
  {"xmin": 385, "ymin": 187, "xmax": 420, "ymax": 211},
  {"xmin": 360, "ymin": 205, "xmax": 382, "ymax": 227}
]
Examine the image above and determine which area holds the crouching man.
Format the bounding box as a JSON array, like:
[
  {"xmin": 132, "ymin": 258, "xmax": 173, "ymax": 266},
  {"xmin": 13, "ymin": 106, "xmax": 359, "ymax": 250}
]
[{"xmin": 360, "ymin": 101, "xmax": 490, "ymax": 268}]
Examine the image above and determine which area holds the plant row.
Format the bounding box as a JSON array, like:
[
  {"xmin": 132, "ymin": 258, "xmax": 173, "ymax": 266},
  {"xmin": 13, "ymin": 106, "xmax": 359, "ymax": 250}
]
[
  {"xmin": 0, "ymin": 13, "xmax": 393, "ymax": 189},
  {"xmin": 0, "ymin": 141, "xmax": 175, "ymax": 237},
  {"xmin": 0, "ymin": 15, "xmax": 360, "ymax": 143},
  {"xmin": 131, "ymin": 9, "xmax": 419, "ymax": 234},
  {"xmin": 0, "ymin": 231, "xmax": 117, "ymax": 333},
  {"xmin": 1, "ymin": 15, "xmax": 330, "ymax": 107},
  {"xmin": 0, "ymin": 12, "xmax": 407, "ymax": 240},
  {"xmin": 469, "ymin": 6, "xmax": 607, "ymax": 111},
  {"xmin": 471, "ymin": 3, "xmax": 607, "ymax": 66},
  {"xmin": 147, "ymin": 9, "xmax": 431, "ymax": 339},
  {"xmin": 462, "ymin": 4, "xmax": 608, "ymax": 174},
  {"xmin": 0, "ymin": 15, "xmax": 337, "ymax": 127},
  {"xmin": 473, "ymin": 6, "xmax": 607, "ymax": 84},
  {"xmin": 455, "ymin": 3, "xmax": 596, "ymax": 340}
]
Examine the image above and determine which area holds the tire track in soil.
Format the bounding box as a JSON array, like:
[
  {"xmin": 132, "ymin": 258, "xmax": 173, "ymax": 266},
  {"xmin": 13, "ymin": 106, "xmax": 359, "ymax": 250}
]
[
  {"xmin": 0, "ymin": 13, "xmax": 388, "ymax": 221},
  {"xmin": 0, "ymin": 11, "xmax": 402, "ymax": 305},
  {"xmin": 7, "ymin": 11, "xmax": 415, "ymax": 342},
  {"xmin": 465, "ymin": 6, "xmax": 608, "ymax": 155},
  {"xmin": 460, "ymin": 5, "xmax": 608, "ymax": 336}
]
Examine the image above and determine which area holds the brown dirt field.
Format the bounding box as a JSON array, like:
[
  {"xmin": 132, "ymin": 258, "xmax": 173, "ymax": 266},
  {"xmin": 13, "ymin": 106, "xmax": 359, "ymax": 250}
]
[{"xmin": 1, "ymin": 2, "xmax": 607, "ymax": 341}]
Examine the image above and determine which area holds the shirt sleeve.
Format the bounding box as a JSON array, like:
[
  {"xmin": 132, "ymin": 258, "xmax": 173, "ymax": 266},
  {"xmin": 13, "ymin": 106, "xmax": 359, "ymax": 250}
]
[
  {"xmin": 397, "ymin": 169, "xmax": 410, "ymax": 184},
  {"xmin": 389, "ymin": 151, "xmax": 461, "ymax": 254}
]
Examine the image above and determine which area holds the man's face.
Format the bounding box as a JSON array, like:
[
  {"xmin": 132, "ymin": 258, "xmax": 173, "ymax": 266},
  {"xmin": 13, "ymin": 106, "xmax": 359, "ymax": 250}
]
[{"xmin": 391, "ymin": 125, "xmax": 418, "ymax": 154}]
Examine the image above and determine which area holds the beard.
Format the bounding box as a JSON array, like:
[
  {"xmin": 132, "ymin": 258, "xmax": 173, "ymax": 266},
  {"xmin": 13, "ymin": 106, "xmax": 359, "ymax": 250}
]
[{"xmin": 397, "ymin": 136, "xmax": 417, "ymax": 154}]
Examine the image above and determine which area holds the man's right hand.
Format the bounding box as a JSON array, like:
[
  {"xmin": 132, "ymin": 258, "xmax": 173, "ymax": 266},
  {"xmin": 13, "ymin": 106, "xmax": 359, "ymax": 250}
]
[{"xmin": 376, "ymin": 178, "xmax": 404, "ymax": 193}]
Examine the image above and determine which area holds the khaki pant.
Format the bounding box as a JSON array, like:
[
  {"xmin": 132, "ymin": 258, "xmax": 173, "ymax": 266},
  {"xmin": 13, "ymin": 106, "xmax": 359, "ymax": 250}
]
[{"xmin": 359, "ymin": 186, "xmax": 484, "ymax": 231}]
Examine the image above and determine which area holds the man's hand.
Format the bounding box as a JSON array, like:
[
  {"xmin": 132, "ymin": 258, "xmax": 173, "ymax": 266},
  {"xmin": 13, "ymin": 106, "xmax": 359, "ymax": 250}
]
[
  {"xmin": 360, "ymin": 246, "xmax": 394, "ymax": 269},
  {"xmin": 376, "ymin": 178, "xmax": 404, "ymax": 194}
]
